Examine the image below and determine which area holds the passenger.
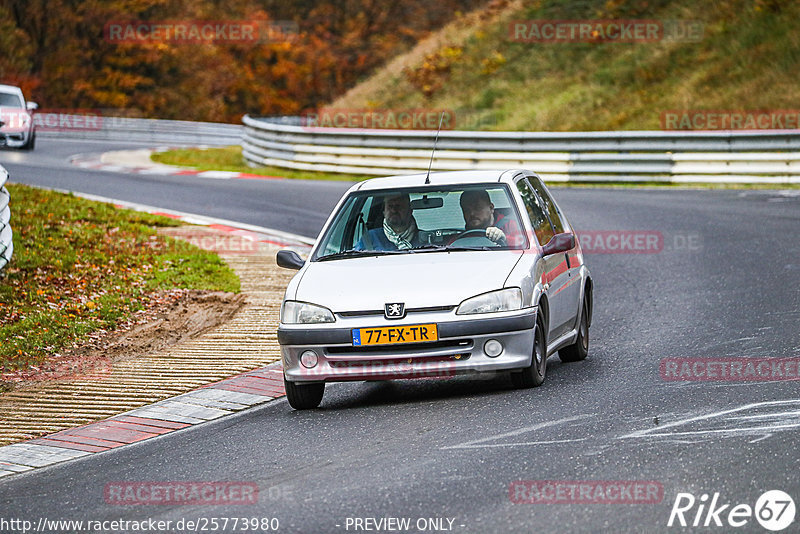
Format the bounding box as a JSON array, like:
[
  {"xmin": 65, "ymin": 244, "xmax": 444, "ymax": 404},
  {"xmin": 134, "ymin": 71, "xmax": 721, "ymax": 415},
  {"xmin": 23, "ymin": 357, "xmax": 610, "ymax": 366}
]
[
  {"xmin": 355, "ymin": 193, "xmax": 421, "ymax": 251},
  {"xmin": 458, "ymin": 189, "xmax": 523, "ymax": 246}
]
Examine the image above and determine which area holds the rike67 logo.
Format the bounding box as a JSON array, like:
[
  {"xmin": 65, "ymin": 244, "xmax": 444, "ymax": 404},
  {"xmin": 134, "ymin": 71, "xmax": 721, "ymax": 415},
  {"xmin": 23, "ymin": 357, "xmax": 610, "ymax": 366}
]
[{"xmin": 668, "ymin": 490, "xmax": 795, "ymax": 531}]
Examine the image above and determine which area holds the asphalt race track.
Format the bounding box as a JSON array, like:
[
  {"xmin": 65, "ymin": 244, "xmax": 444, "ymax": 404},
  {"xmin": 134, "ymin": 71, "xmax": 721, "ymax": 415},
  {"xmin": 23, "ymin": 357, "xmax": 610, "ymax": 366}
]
[
  {"xmin": 1, "ymin": 139, "xmax": 799, "ymax": 533},
  {"xmin": 0, "ymin": 139, "xmax": 352, "ymax": 238}
]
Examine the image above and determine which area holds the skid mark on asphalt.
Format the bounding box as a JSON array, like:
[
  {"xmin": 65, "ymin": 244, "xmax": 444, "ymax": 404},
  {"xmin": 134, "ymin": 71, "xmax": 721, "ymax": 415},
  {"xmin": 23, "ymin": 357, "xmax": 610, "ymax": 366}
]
[
  {"xmin": 619, "ymin": 399, "xmax": 800, "ymax": 443},
  {"xmin": 441, "ymin": 414, "xmax": 593, "ymax": 450},
  {"xmin": 441, "ymin": 400, "xmax": 800, "ymax": 452}
]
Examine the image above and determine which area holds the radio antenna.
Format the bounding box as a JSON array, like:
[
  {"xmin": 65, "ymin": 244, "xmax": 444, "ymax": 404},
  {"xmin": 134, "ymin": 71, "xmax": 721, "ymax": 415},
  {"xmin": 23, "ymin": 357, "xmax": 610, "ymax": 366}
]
[{"xmin": 425, "ymin": 111, "xmax": 445, "ymax": 184}]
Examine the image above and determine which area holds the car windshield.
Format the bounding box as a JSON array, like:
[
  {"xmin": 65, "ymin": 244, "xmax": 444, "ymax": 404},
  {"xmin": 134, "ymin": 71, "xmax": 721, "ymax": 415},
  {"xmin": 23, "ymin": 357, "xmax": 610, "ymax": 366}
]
[
  {"xmin": 0, "ymin": 92, "xmax": 24, "ymax": 108},
  {"xmin": 313, "ymin": 183, "xmax": 528, "ymax": 261}
]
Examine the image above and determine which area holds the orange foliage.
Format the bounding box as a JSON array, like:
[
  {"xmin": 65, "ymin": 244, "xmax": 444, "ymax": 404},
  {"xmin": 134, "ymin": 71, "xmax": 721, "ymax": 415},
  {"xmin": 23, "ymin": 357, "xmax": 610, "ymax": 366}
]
[{"xmin": 0, "ymin": 0, "xmax": 488, "ymax": 122}]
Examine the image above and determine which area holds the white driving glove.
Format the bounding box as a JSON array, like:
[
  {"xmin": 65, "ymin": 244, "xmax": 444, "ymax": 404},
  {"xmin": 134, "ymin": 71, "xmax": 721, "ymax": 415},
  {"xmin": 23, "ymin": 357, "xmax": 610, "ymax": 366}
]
[{"xmin": 486, "ymin": 226, "xmax": 506, "ymax": 243}]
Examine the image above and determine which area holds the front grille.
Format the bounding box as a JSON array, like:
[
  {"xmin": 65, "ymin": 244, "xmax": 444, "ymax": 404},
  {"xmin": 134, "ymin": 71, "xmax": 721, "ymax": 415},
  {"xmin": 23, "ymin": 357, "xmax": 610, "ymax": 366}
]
[
  {"xmin": 337, "ymin": 305, "xmax": 454, "ymax": 318},
  {"xmin": 329, "ymin": 353, "xmax": 470, "ymax": 368},
  {"xmin": 326, "ymin": 339, "xmax": 471, "ymax": 355}
]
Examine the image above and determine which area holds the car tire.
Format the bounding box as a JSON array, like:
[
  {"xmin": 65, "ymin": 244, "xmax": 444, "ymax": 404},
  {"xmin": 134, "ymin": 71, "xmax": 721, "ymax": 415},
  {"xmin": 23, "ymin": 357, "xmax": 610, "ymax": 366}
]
[
  {"xmin": 511, "ymin": 320, "xmax": 546, "ymax": 388},
  {"xmin": 559, "ymin": 299, "xmax": 589, "ymax": 362},
  {"xmin": 22, "ymin": 133, "xmax": 35, "ymax": 151},
  {"xmin": 284, "ymin": 378, "xmax": 325, "ymax": 410}
]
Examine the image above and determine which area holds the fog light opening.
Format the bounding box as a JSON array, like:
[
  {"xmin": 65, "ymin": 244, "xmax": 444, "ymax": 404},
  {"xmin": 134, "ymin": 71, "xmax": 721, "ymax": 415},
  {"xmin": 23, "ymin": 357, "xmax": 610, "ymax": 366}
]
[
  {"xmin": 300, "ymin": 350, "xmax": 318, "ymax": 368},
  {"xmin": 484, "ymin": 339, "xmax": 503, "ymax": 358}
]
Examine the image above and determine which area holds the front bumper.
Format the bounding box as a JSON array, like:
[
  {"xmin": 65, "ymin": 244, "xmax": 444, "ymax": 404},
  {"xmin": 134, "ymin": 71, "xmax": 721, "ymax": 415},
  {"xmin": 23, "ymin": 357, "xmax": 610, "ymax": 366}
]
[
  {"xmin": 0, "ymin": 128, "xmax": 32, "ymax": 148},
  {"xmin": 279, "ymin": 309, "xmax": 537, "ymax": 383}
]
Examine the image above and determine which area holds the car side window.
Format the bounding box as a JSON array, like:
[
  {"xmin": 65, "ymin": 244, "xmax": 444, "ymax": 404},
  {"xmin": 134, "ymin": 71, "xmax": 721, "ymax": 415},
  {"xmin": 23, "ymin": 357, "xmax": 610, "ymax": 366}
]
[
  {"xmin": 516, "ymin": 178, "xmax": 554, "ymax": 246},
  {"xmin": 351, "ymin": 196, "xmax": 377, "ymax": 248},
  {"xmin": 527, "ymin": 176, "xmax": 567, "ymax": 234},
  {"xmin": 318, "ymin": 196, "xmax": 369, "ymax": 254}
]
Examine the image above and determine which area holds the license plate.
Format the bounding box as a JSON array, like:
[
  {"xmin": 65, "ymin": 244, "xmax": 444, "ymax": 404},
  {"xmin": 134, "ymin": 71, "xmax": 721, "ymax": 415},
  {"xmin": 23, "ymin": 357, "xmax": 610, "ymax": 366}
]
[{"xmin": 352, "ymin": 324, "xmax": 438, "ymax": 346}]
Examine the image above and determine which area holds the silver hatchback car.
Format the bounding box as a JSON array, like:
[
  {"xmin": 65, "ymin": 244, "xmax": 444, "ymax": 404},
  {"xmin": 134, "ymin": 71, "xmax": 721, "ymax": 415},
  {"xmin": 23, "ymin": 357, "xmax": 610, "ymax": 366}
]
[
  {"xmin": 277, "ymin": 170, "xmax": 593, "ymax": 409},
  {"xmin": 0, "ymin": 84, "xmax": 38, "ymax": 150}
]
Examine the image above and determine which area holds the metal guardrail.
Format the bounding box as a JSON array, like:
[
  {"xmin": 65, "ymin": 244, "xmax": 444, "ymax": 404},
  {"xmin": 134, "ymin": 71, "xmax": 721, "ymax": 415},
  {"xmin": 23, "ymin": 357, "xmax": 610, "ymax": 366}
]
[
  {"xmin": 242, "ymin": 115, "xmax": 800, "ymax": 183},
  {"xmin": 0, "ymin": 164, "xmax": 13, "ymax": 272},
  {"xmin": 37, "ymin": 115, "xmax": 242, "ymax": 145}
]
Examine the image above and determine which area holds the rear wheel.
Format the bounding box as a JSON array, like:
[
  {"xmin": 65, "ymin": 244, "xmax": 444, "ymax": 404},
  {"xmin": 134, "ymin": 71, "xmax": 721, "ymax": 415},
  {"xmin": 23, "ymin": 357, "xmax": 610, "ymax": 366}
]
[
  {"xmin": 284, "ymin": 378, "xmax": 324, "ymax": 409},
  {"xmin": 511, "ymin": 321, "xmax": 546, "ymax": 388},
  {"xmin": 559, "ymin": 299, "xmax": 589, "ymax": 362}
]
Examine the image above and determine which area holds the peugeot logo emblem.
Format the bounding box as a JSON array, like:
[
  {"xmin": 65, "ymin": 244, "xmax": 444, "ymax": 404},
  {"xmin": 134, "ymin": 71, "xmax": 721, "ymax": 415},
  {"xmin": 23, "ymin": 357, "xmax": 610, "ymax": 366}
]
[{"xmin": 385, "ymin": 303, "xmax": 405, "ymax": 319}]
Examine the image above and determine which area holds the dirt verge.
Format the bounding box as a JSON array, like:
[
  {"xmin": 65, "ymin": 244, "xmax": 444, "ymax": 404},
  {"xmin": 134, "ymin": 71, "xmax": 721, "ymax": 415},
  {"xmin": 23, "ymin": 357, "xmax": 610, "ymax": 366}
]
[{"xmin": 0, "ymin": 290, "xmax": 245, "ymax": 391}]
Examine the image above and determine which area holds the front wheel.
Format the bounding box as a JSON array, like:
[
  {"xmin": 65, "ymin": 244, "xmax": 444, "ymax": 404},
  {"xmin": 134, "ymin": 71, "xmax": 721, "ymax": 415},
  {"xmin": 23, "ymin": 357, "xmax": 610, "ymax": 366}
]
[
  {"xmin": 559, "ymin": 299, "xmax": 589, "ymax": 362},
  {"xmin": 511, "ymin": 321, "xmax": 546, "ymax": 388},
  {"xmin": 22, "ymin": 133, "xmax": 35, "ymax": 151},
  {"xmin": 284, "ymin": 378, "xmax": 324, "ymax": 409}
]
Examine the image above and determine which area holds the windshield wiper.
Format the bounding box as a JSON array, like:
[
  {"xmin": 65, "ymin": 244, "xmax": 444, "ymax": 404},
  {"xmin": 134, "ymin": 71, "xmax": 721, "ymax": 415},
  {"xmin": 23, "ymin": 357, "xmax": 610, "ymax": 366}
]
[
  {"xmin": 403, "ymin": 244, "xmax": 496, "ymax": 253},
  {"xmin": 317, "ymin": 245, "xmax": 495, "ymax": 261},
  {"xmin": 408, "ymin": 244, "xmax": 448, "ymax": 252},
  {"xmin": 443, "ymin": 245, "xmax": 495, "ymax": 251},
  {"xmin": 316, "ymin": 249, "xmax": 406, "ymax": 261}
]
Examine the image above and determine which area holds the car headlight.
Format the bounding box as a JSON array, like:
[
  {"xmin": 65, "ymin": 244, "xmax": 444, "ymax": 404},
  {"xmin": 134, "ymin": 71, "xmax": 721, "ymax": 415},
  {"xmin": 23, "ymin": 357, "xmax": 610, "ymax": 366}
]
[
  {"xmin": 456, "ymin": 288, "xmax": 523, "ymax": 315},
  {"xmin": 281, "ymin": 301, "xmax": 335, "ymax": 324}
]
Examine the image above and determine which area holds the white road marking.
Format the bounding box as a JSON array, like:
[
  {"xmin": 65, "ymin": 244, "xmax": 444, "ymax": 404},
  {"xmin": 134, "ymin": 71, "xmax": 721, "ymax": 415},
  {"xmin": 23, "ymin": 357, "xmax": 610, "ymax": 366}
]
[
  {"xmin": 619, "ymin": 399, "xmax": 800, "ymax": 441},
  {"xmin": 28, "ymin": 187, "xmax": 315, "ymax": 245},
  {"xmin": 726, "ymin": 410, "xmax": 800, "ymax": 421},
  {"xmin": 197, "ymin": 171, "xmax": 239, "ymax": 179},
  {"xmin": 442, "ymin": 414, "xmax": 593, "ymax": 450},
  {"xmin": 445, "ymin": 438, "xmax": 587, "ymax": 449}
]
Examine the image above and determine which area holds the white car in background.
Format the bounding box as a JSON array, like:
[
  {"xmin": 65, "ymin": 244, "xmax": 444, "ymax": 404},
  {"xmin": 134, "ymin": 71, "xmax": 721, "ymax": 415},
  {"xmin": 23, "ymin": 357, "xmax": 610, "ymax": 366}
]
[
  {"xmin": 0, "ymin": 84, "xmax": 38, "ymax": 150},
  {"xmin": 276, "ymin": 170, "xmax": 593, "ymax": 409}
]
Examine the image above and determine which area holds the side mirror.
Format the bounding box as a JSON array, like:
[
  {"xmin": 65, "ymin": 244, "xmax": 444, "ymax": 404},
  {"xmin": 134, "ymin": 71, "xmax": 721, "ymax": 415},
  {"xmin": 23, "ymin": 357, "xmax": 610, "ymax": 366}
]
[
  {"xmin": 26, "ymin": 102, "xmax": 38, "ymax": 111},
  {"xmin": 277, "ymin": 249, "xmax": 305, "ymax": 270},
  {"xmin": 541, "ymin": 232, "xmax": 575, "ymax": 257}
]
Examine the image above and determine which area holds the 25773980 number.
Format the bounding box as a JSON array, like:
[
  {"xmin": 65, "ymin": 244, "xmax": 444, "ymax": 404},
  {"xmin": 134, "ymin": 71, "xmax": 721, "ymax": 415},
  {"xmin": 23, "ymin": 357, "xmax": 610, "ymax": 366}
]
[
  {"xmin": 352, "ymin": 323, "xmax": 438, "ymax": 346},
  {"xmin": 195, "ymin": 517, "xmax": 279, "ymax": 531}
]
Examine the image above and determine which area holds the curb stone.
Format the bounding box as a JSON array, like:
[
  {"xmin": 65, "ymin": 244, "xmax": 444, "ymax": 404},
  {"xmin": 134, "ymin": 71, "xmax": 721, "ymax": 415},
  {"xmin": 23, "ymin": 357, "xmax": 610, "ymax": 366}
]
[
  {"xmin": 69, "ymin": 147, "xmax": 285, "ymax": 181},
  {"xmin": 0, "ymin": 193, "xmax": 313, "ymax": 480},
  {"xmin": 0, "ymin": 364, "xmax": 287, "ymax": 478}
]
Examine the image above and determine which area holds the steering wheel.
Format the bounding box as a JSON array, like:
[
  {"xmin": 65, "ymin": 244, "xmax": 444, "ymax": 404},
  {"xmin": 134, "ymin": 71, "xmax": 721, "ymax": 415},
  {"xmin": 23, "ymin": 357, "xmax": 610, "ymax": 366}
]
[{"xmin": 449, "ymin": 229, "xmax": 506, "ymax": 246}]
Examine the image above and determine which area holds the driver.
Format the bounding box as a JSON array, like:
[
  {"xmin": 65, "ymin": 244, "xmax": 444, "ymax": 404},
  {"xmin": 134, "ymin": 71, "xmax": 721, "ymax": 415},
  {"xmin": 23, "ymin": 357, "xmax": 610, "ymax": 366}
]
[
  {"xmin": 355, "ymin": 193, "xmax": 421, "ymax": 250},
  {"xmin": 459, "ymin": 189, "xmax": 522, "ymax": 246}
]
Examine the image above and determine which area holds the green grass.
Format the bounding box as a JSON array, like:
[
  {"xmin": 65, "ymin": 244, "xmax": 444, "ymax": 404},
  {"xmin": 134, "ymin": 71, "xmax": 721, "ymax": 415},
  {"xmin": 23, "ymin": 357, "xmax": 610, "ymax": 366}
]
[
  {"xmin": 331, "ymin": 0, "xmax": 800, "ymax": 132},
  {"xmin": 0, "ymin": 184, "xmax": 240, "ymax": 372},
  {"xmin": 151, "ymin": 146, "xmax": 369, "ymax": 182}
]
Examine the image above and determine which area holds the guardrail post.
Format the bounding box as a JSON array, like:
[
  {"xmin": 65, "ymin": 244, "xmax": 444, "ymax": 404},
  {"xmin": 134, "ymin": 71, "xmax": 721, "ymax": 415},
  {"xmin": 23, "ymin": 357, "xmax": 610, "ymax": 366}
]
[{"xmin": 0, "ymin": 164, "xmax": 13, "ymax": 272}]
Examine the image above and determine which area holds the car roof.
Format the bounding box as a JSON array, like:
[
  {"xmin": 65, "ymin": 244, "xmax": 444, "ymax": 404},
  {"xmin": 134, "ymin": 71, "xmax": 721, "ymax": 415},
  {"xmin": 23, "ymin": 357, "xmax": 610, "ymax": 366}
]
[
  {"xmin": 354, "ymin": 169, "xmax": 527, "ymax": 191},
  {"xmin": 0, "ymin": 84, "xmax": 24, "ymax": 96}
]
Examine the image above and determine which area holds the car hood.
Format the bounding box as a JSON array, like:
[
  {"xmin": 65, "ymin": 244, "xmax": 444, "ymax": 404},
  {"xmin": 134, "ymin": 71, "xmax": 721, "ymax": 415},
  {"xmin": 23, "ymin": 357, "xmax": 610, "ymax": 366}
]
[{"xmin": 295, "ymin": 251, "xmax": 522, "ymax": 312}]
